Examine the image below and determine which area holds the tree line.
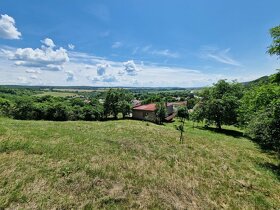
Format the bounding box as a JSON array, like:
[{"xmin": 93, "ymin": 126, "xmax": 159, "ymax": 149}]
[{"xmin": 0, "ymin": 89, "xmax": 134, "ymax": 121}]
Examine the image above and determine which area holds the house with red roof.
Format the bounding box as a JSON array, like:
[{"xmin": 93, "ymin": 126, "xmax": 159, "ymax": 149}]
[{"xmin": 132, "ymin": 103, "xmax": 175, "ymax": 122}]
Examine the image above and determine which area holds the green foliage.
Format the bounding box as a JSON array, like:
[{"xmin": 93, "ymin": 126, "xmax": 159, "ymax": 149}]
[
  {"xmin": 246, "ymin": 100, "xmax": 280, "ymax": 152},
  {"xmin": 187, "ymin": 97, "xmax": 199, "ymax": 109},
  {"xmin": 155, "ymin": 101, "xmax": 167, "ymax": 125},
  {"xmin": 141, "ymin": 94, "xmax": 162, "ymax": 104},
  {"xmin": 177, "ymin": 106, "xmax": 189, "ymax": 122},
  {"xmin": 268, "ymin": 25, "xmax": 280, "ymax": 57},
  {"xmin": 239, "ymin": 83, "xmax": 280, "ymax": 152},
  {"xmin": 271, "ymin": 69, "xmax": 280, "ymax": 84},
  {"xmin": 104, "ymin": 89, "xmax": 133, "ymax": 119},
  {"xmin": 195, "ymin": 80, "xmax": 243, "ymax": 129},
  {"xmin": 5, "ymin": 95, "xmax": 104, "ymax": 121},
  {"xmin": 238, "ymin": 83, "xmax": 280, "ymax": 126},
  {"xmin": 189, "ymin": 103, "xmax": 204, "ymax": 126},
  {"xmin": 0, "ymin": 98, "xmax": 12, "ymax": 116}
]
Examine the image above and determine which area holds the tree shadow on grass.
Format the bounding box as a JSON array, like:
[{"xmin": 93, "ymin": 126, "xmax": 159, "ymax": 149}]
[
  {"xmin": 258, "ymin": 162, "xmax": 280, "ymax": 181},
  {"xmin": 197, "ymin": 126, "xmax": 246, "ymax": 139}
]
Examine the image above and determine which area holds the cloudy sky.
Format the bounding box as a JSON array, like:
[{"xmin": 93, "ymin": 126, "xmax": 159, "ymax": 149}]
[{"xmin": 0, "ymin": 0, "xmax": 279, "ymax": 87}]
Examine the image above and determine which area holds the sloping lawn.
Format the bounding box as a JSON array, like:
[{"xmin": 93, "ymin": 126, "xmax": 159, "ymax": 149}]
[{"xmin": 0, "ymin": 118, "xmax": 279, "ymax": 209}]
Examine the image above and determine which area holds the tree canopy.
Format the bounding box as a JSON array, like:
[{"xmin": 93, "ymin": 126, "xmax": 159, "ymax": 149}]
[
  {"xmin": 195, "ymin": 80, "xmax": 243, "ymax": 129},
  {"xmin": 268, "ymin": 25, "xmax": 280, "ymax": 57}
]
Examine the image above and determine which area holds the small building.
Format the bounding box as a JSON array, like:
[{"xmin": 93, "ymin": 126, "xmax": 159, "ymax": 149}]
[
  {"xmin": 132, "ymin": 103, "xmax": 175, "ymax": 122},
  {"xmin": 132, "ymin": 99, "xmax": 141, "ymax": 108},
  {"xmin": 168, "ymin": 101, "xmax": 187, "ymax": 111}
]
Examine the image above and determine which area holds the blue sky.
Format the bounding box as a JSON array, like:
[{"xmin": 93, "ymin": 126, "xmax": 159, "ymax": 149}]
[{"xmin": 0, "ymin": 0, "xmax": 279, "ymax": 87}]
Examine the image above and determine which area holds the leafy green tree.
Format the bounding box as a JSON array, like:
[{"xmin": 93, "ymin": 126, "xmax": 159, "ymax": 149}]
[
  {"xmin": 104, "ymin": 89, "xmax": 120, "ymax": 119},
  {"xmin": 189, "ymin": 103, "xmax": 205, "ymax": 128},
  {"xmin": 118, "ymin": 100, "xmax": 131, "ymax": 119},
  {"xmin": 0, "ymin": 98, "xmax": 12, "ymax": 116},
  {"xmin": 82, "ymin": 105, "xmax": 103, "ymax": 121},
  {"xmin": 239, "ymin": 82, "xmax": 280, "ymax": 152},
  {"xmin": 118, "ymin": 89, "xmax": 133, "ymax": 119},
  {"xmin": 268, "ymin": 25, "xmax": 280, "ymax": 57},
  {"xmin": 11, "ymin": 97, "xmax": 36, "ymax": 120},
  {"xmin": 238, "ymin": 83, "xmax": 279, "ymax": 126},
  {"xmin": 187, "ymin": 98, "xmax": 199, "ymax": 109},
  {"xmin": 52, "ymin": 103, "xmax": 69, "ymax": 121},
  {"xmin": 246, "ymin": 100, "xmax": 280, "ymax": 153},
  {"xmin": 197, "ymin": 80, "xmax": 243, "ymax": 129},
  {"xmin": 268, "ymin": 25, "xmax": 280, "ymax": 83},
  {"xmin": 103, "ymin": 89, "xmax": 133, "ymax": 119},
  {"xmin": 155, "ymin": 101, "xmax": 167, "ymax": 125}
]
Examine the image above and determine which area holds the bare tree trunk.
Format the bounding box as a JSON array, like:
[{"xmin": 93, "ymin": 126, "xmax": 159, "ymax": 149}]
[{"xmin": 180, "ymin": 130, "xmax": 183, "ymax": 143}]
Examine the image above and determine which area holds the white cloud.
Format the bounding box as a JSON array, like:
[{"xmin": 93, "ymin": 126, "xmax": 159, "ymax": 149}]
[
  {"xmin": 112, "ymin": 42, "xmax": 122, "ymax": 49},
  {"xmin": 30, "ymin": 74, "xmax": 38, "ymax": 80},
  {"xmin": 3, "ymin": 38, "xmax": 69, "ymax": 71},
  {"xmin": 17, "ymin": 76, "xmax": 29, "ymax": 84},
  {"xmin": 1, "ymin": 46, "xmax": 274, "ymax": 87},
  {"xmin": 65, "ymin": 71, "xmax": 75, "ymax": 82},
  {"xmin": 87, "ymin": 74, "xmax": 118, "ymax": 83},
  {"xmin": 96, "ymin": 63, "xmax": 109, "ymax": 76},
  {"xmin": 68, "ymin": 44, "xmax": 75, "ymax": 50},
  {"xmin": 0, "ymin": 14, "xmax": 21, "ymax": 39},
  {"xmin": 25, "ymin": 69, "xmax": 41, "ymax": 74},
  {"xmin": 101, "ymin": 74, "xmax": 118, "ymax": 83},
  {"xmin": 84, "ymin": 64, "xmax": 94, "ymax": 69},
  {"xmin": 123, "ymin": 60, "xmax": 138, "ymax": 76},
  {"xmin": 135, "ymin": 45, "xmax": 179, "ymax": 58},
  {"xmin": 142, "ymin": 45, "xmax": 152, "ymax": 52},
  {"xmin": 202, "ymin": 47, "xmax": 241, "ymax": 66},
  {"xmin": 41, "ymin": 38, "xmax": 55, "ymax": 48},
  {"xmin": 151, "ymin": 49, "xmax": 179, "ymax": 58}
]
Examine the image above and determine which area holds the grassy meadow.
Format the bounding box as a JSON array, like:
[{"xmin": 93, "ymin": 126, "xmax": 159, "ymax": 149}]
[
  {"xmin": 35, "ymin": 91, "xmax": 78, "ymax": 97},
  {"xmin": 0, "ymin": 118, "xmax": 279, "ymax": 209}
]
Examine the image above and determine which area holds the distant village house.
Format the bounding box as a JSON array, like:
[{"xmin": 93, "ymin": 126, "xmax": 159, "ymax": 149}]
[{"xmin": 132, "ymin": 102, "xmax": 180, "ymax": 122}]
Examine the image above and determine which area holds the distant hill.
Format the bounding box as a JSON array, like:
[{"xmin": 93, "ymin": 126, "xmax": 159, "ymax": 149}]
[
  {"xmin": 242, "ymin": 75, "xmax": 270, "ymax": 87},
  {"xmin": 0, "ymin": 85, "xmax": 202, "ymax": 92}
]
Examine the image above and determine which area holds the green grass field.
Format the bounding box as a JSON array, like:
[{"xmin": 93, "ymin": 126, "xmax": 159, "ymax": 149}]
[
  {"xmin": 0, "ymin": 118, "xmax": 279, "ymax": 209},
  {"xmin": 36, "ymin": 91, "xmax": 78, "ymax": 97}
]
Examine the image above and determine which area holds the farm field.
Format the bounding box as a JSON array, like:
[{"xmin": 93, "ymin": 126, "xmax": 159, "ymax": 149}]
[
  {"xmin": 35, "ymin": 91, "xmax": 78, "ymax": 97},
  {"xmin": 0, "ymin": 118, "xmax": 279, "ymax": 209}
]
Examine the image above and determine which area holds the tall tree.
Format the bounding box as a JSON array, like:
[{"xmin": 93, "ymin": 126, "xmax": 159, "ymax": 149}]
[
  {"xmin": 103, "ymin": 89, "xmax": 133, "ymax": 119},
  {"xmin": 195, "ymin": 80, "xmax": 243, "ymax": 130},
  {"xmin": 268, "ymin": 25, "xmax": 280, "ymax": 83},
  {"xmin": 155, "ymin": 101, "xmax": 167, "ymax": 125},
  {"xmin": 268, "ymin": 25, "xmax": 280, "ymax": 57}
]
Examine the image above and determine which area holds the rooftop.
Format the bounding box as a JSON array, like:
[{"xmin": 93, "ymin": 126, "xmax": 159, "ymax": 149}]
[{"xmin": 132, "ymin": 103, "xmax": 157, "ymax": 111}]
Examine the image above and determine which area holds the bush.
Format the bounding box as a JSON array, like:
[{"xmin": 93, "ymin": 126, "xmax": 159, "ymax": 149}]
[
  {"xmin": 246, "ymin": 100, "xmax": 280, "ymax": 153},
  {"xmin": 0, "ymin": 98, "xmax": 12, "ymax": 116}
]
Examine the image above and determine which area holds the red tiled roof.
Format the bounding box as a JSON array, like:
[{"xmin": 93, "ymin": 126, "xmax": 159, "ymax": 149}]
[{"xmin": 132, "ymin": 103, "xmax": 157, "ymax": 111}]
